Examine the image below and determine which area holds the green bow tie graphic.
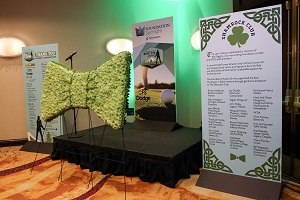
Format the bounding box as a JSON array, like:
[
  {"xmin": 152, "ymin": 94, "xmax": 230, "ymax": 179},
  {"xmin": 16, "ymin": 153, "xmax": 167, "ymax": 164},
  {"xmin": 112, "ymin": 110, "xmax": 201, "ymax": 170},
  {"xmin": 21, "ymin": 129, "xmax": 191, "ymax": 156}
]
[
  {"xmin": 41, "ymin": 51, "xmax": 132, "ymax": 129},
  {"xmin": 230, "ymin": 153, "xmax": 246, "ymax": 162}
]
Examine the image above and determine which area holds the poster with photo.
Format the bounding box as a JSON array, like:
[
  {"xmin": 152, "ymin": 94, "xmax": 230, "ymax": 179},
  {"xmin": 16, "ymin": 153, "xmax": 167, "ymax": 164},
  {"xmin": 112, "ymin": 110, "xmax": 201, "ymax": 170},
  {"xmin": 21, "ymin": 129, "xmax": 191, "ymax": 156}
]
[
  {"xmin": 200, "ymin": 5, "xmax": 282, "ymax": 182},
  {"xmin": 132, "ymin": 17, "xmax": 176, "ymax": 122},
  {"xmin": 22, "ymin": 43, "xmax": 62, "ymax": 143}
]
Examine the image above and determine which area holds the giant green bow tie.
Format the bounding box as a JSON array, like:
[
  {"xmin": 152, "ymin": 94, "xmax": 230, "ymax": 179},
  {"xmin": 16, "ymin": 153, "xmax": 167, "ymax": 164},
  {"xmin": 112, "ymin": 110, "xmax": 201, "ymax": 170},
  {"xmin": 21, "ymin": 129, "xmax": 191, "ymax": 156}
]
[{"xmin": 41, "ymin": 51, "xmax": 132, "ymax": 129}]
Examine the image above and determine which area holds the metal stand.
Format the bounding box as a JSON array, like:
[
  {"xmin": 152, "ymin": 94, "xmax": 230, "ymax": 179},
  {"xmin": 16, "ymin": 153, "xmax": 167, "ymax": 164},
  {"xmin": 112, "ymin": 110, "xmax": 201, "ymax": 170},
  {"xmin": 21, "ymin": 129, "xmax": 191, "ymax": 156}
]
[
  {"xmin": 65, "ymin": 51, "xmax": 82, "ymax": 138},
  {"xmin": 88, "ymin": 121, "xmax": 127, "ymax": 200},
  {"xmin": 30, "ymin": 122, "xmax": 48, "ymax": 174}
]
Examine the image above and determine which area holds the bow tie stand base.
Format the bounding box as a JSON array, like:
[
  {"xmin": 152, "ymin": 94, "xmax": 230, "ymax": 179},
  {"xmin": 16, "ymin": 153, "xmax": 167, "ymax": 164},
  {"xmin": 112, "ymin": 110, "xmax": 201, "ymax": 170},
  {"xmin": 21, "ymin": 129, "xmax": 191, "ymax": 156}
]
[
  {"xmin": 87, "ymin": 118, "xmax": 127, "ymax": 197},
  {"xmin": 30, "ymin": 121, "xmax": 49, "ymax": 175},
  {"xmin": 54, "ymin": 106, "xmax": 127, "ymax": 198}
]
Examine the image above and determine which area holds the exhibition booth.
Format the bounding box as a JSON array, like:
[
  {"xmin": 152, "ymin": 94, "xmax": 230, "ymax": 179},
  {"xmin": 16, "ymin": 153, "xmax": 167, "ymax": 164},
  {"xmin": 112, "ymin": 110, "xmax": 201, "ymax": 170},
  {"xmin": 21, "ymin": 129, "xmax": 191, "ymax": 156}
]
[{"xmin": 1, "ymin": 1, "xmax": 300, "ymax": 199}]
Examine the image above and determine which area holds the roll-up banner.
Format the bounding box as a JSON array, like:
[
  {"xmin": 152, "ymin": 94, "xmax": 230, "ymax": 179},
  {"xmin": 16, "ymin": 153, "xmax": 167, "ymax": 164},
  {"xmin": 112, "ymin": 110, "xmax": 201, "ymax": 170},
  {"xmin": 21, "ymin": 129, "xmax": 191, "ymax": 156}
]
[
  {"xmin": 197, "ymin": 5, "xmax": 282, "ymax": 199},
  {"xmin": 22, "ymin": 43, "xmax": 62, "ymax": 143},
  {"xmin": 132, "ymin": 17, "xmax": 176, "ymax": 122}
]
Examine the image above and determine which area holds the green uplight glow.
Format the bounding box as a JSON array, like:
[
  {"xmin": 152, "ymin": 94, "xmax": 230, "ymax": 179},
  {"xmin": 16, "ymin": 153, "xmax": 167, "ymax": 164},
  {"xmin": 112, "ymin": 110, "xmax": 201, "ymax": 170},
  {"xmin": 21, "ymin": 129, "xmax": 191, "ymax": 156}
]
[
  {"xmin": 176, "ymin": 0, "xmax": 232, "ymax": 127},
  {"xmin": 97, "ymin": 0, "xmax": 232, "ymax": 127}
]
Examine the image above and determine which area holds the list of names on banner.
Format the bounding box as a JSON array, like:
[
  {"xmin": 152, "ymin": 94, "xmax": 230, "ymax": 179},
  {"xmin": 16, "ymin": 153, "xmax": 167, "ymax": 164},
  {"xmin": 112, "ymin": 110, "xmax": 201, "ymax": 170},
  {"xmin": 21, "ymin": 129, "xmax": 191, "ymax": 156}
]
[{"xmin": 206, "ymin": 65, "xmax": 275, "ymax": 157}]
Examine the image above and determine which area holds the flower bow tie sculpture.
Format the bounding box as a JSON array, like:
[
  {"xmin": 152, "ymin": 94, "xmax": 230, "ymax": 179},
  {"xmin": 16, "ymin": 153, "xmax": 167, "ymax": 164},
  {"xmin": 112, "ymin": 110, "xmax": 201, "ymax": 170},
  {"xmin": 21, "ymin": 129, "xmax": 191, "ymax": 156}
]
[{"xmin": 41, "ymin": 51, "xmax": 132, "ymax": 129}]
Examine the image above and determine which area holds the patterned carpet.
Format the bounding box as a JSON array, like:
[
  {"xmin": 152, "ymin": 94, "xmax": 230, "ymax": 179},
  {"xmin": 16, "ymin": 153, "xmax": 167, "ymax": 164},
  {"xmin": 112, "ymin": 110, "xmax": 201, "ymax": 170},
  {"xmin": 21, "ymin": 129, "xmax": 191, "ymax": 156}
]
[{"xmin": 0, "ymin": 146, "xmax": 299, "ymax": 200}]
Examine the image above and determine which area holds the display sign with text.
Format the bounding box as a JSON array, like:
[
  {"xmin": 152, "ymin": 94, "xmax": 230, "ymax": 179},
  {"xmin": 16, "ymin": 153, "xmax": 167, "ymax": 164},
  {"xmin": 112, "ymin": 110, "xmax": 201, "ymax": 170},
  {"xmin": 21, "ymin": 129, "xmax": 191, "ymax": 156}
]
[
  {"xmin": 200, "ymin": 5, "xmax": 282, "ymax": 182},
  {"xmin": 132, "ymin": 17, "xmax": 176, "ymax": 122},
  {"xmin": 22, "ymin": 44, "xmax": 62, "ymax": 143}
]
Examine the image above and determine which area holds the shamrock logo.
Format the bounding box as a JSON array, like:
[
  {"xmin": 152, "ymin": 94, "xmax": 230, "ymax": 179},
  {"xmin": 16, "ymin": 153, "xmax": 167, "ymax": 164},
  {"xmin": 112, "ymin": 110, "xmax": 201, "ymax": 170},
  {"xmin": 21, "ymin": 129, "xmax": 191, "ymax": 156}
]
[{"xmin": 227, "ymin": 26, "xmax": 249, "ymax": 48}]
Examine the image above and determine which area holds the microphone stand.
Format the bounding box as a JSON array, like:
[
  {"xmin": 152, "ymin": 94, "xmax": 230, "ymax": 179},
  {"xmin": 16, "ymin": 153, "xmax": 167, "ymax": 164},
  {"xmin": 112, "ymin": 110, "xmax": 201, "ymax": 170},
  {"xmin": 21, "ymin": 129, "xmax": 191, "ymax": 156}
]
[{"xmin": 65, "ymin": 51, "xmax": 82, "ymax": 138}]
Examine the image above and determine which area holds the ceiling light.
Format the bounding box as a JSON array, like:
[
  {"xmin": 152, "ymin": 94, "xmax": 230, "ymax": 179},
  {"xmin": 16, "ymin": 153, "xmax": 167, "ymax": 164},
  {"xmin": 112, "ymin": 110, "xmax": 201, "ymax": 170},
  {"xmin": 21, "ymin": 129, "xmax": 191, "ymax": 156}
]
[
  {"xmin": 191, "ymin": 30, "xmax": 200, "ymax": 50},
  {"xmin": 106, "ymin": 38, "xmax": 133, "ymax": 55}
]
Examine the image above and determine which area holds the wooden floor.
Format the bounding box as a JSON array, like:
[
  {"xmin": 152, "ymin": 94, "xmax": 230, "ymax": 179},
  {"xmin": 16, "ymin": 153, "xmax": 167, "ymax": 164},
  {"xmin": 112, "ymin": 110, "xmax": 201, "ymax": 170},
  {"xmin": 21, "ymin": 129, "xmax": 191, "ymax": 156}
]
[{"xmin": 0, "ymin": 145, "xmax": 300, "ymax": 200}]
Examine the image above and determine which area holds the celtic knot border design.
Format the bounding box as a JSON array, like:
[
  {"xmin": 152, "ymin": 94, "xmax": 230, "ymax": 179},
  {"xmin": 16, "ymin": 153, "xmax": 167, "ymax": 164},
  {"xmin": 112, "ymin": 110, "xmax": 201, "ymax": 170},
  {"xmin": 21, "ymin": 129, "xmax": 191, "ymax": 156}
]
[
  {"xmin": 203, "ymin": 140, "xmax": 233, "ymax": 173},
  {"xmin": 200, "ymin": 16, "xmax": 231, "ymax": 51},
  {"xmin": 243, "ymin": 7, "xmax": 281, "ymax": 44},
  {"xmin": 245, "ymin": 148, "xmax": 281, "ymax": 181}
]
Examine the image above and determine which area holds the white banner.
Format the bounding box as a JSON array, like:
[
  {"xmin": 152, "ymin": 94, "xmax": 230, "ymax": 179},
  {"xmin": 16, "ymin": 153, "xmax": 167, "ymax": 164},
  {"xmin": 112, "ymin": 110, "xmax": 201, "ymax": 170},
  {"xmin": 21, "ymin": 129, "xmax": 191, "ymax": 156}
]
[
  {"xmin": 200, "ymin": 5, "xmax": 282, "ymax": 182},
  {"xmin": 22, "ymin": 43, "xmax": 62, "ymax": 143}
]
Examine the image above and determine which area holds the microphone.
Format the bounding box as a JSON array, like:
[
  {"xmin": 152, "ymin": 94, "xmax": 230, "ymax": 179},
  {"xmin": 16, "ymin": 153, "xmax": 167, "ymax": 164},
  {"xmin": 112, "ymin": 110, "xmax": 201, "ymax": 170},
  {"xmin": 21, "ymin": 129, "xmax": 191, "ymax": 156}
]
[{"xmin": 65, "ymin": 51, "xmax": 77, "ymax": 61}]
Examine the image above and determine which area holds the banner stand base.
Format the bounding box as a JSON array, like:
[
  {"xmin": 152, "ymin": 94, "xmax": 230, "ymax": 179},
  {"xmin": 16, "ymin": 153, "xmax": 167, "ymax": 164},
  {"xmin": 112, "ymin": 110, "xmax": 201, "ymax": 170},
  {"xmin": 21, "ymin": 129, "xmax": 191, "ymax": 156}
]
[
  {"xmin": 129, "ymin": 120, "xmax": 181, "ymax": 132},
  {"xmin": 20, "ymin": 141, "xmax": 53, "ymax": 154},
  {"xmin": 196, "ymin": 169, "xmax": 282, "ymax": 200}
]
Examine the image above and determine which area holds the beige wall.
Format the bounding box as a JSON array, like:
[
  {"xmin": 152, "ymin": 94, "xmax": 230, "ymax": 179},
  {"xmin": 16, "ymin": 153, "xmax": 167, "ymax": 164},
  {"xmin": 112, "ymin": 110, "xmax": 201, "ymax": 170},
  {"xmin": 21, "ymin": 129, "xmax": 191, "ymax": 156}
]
[
  {"xmin": 0, "ymin": 0, "xmax": 119, "ymax": 140},
  {"xmin": 0, "ymin": 57, "xmax": 27, "ymax": 140}
]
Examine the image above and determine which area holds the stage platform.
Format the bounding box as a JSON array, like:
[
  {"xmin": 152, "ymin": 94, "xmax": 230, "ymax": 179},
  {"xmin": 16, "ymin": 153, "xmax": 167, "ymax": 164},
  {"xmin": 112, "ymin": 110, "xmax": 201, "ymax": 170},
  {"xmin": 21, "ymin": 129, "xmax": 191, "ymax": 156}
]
[{"xmin": 51, "ymin": 122, "xmax": 202, "ymax": 188}]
